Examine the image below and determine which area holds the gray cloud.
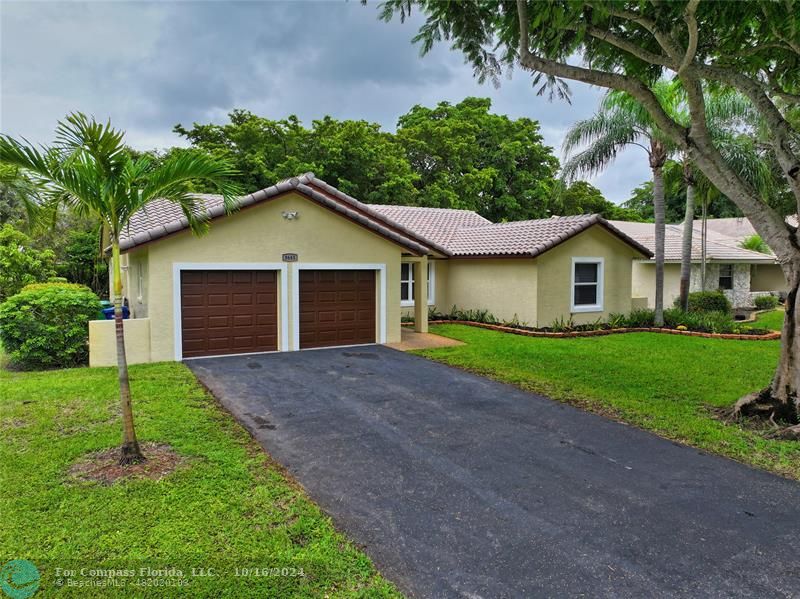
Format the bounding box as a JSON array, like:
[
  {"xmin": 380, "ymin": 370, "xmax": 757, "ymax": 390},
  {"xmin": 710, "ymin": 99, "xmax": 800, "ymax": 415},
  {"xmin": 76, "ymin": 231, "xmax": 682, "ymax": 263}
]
[{"xmin": 0, "ymin": 0, "xmax": 651, "ymax": 203}]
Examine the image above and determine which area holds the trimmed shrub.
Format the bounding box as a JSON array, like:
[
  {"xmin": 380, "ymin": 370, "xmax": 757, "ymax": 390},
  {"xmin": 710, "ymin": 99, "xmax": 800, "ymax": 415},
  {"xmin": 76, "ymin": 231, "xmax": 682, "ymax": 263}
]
[
  {"xmin": 754, "ymin": 294, "xmax": 779, "ymax": 310},
  {"xmin": 663, "ymin": 308, "xmax": 737, "ymax": 334},
  {"xmin": 0, "ymin": 282, "xmax": 102, "ymax": 369},
  {"xmin": 624, "ymin": 308, "xmax": 656, "ymax": 328},
  {"xmin": 686, "ymin": 291, "xmax": 731, "ymax": 314}
]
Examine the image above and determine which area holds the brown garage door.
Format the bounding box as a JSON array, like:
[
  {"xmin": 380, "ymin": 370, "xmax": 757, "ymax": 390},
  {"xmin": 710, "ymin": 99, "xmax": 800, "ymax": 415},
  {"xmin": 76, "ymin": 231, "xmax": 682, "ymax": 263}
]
[
  {"xmin": 299, "ymin": 270, "xmax": 376, "ymax": 349},
  {"xmin": 180, "ymin": 270, "xmax": 278, "ymax": 358}
]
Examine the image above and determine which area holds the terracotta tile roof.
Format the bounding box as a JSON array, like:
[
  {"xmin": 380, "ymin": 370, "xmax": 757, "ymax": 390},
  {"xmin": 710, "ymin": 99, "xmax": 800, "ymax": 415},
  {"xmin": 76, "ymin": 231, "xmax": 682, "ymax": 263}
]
[
  {"xmin": 365, "ymin": 205, "xmax": 492, "ymax": 248},
  {"xmin": 120, "ymin": 172, "xmax": 651, "ymax": 259},
  {"xmin": 701, "ymin": 217, "xmax": 757, "ymax": 241},
  {"xmin": 444, "ymin": 214, "xmax": 652, "ymax": 257},
  {"xmin": 608, "ymin": 220, "xmax": 777, "ymax": 263},
  {"xmin": 701, "ymin": 215, "xmax": 798, "ymax": 244},
  {"xmin": 119, "ymin": 173, "xmax": 435, "ymax": 255}
]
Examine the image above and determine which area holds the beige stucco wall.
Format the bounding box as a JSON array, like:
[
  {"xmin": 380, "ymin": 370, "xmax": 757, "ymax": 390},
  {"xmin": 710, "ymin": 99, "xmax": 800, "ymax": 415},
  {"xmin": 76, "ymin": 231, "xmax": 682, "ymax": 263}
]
[
  {"xmin": 126, "ymin": 192, "xmax": 404, "ymax": 362},
  {"xmin": 631, "ymin": 262, "xmax": 682, "ymax": 309},
  {"xmin": 445, "ymin": 259, "xmax": 538, "ymax": 326},
  {"xmin": 536, "ymin": 226, "xmax": 640, "ymax": 326},
  {"xmin": 751, "ymin": 263, "xmax": 787, "ymax": 292},
  {"xmin": 89, "ymin": 318, "xmax": 152, "ymax": 367}
]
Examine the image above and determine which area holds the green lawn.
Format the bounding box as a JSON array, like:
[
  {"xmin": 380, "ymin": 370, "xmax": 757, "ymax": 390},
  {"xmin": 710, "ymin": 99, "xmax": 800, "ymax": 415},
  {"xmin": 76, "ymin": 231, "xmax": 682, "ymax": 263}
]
[
  {"xmin": 752, "ymin": 308, "xmax": 785, "ymax": 331},
  {"xmin": 418, "ymin": 324, "xmax": 800, "ymax": 480},
  {"xmin": 0, "ymin": 362, "xmax": 399, "ymax": 598}
]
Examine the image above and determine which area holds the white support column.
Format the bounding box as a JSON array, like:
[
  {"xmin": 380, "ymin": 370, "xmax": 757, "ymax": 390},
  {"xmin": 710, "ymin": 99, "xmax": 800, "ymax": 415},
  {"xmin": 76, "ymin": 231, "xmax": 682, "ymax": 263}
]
[{"xmin": 413, "ymin": 256, "xmax": 428, "ymax": 333}]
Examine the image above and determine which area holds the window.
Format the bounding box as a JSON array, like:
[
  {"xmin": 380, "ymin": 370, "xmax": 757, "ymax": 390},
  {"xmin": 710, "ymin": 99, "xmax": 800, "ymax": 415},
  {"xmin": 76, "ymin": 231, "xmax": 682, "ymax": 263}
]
[
  {"xmin": 400, "ymin": 262, "xmax": 435, "ymax": 306},
  {"xmin": 718, "ymin": 264, "xmax": 733, "ymax": 290},
  {"xmin": 571, "ymin": 258, "xmax": 604, "ymax": 312}
]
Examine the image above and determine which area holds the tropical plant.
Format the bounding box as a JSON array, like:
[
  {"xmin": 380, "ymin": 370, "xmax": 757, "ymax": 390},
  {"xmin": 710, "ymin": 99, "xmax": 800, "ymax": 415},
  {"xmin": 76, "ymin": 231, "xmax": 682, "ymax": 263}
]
[
  {"xmin": 381, "ymin": 0, "xmax": 800, "ymax": 425},
  {"xmin": 0, "ymin": 113, "xmax": 242, "ymax": 463},
  {"xmin": 562, "ymin": 81, "xmax": 677, "ymax": 326},
  {"xmin": 549, "ymin": 314, "xmax": 575, "ymax": 332},
  {"xmin": 740, "ymin": 234, "xmax": 771, "ymax": 255}
]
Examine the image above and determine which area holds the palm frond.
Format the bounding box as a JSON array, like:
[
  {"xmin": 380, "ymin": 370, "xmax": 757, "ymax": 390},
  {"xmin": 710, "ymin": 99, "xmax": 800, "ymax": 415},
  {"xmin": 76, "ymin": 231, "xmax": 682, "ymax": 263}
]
[
  {"xmin": 561, "ymin": 108, "xmax": 644, "ymax": 179},
  {"xmin": 561, "ymin": 135, "xmax": 631, "ymax": 180},
  {"xmin": 135, "ymin": 151, "xmax": 243, "ymax": 235},
  {"xmin": 55, "ymin": 112, "xmax": 127, "ymax": 179}
]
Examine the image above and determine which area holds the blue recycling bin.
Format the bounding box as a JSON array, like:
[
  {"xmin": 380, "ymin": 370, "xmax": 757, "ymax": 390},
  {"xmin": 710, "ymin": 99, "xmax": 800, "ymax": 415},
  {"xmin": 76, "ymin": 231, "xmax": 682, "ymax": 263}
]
[{"xmin": 102, "ymin": 306, "xmax": 130, "ymax": 320}]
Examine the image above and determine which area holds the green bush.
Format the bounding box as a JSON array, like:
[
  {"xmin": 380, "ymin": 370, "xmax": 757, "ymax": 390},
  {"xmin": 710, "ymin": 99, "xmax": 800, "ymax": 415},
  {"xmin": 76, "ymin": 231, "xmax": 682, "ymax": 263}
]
[
  {"xmin": 624, "ymin": 309, "xmax": 656, "ymax": 328},
  {"xmin": 663, "ymin": 308, "xmax": 737, "ymax": 333},
  {"xmin": 686, "ymin": 291, "xmax": 732, "ymax": 314},
  {"xmin": 0, "ymin": 283, "xmax": 102, "ymax": 369},
  {"xmin": 754, "ymin": 294, "xmax": 779, "ymax": 310},
  {"xmin": 0, "ymin": 224, "xmax": 56, "ymax": 301}
]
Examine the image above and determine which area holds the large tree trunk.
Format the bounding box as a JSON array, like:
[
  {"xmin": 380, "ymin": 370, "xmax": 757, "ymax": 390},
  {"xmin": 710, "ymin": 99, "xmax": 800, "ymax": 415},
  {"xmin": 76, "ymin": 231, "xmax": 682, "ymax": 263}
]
[
  {"xmin": 650, "ymin": 152, "xmax": 666, "ymax": 327},
  {"xmin": 736, "ymin": 267, "xmax": 800, "ymax": 425},
  {"xmin": 112, "ymin": 241, "xmax": 145, "ymax": 465},
  {"xmin": 679, "ymin": 165, "xmax": 695, "ymax": 310}
]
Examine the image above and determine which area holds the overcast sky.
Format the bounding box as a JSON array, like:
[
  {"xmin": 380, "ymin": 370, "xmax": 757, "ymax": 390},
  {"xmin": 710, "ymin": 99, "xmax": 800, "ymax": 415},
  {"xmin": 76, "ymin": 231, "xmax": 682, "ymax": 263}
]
[{"xmin": 1, "ymin": 1, "xmax": 650, "ymax": 203}]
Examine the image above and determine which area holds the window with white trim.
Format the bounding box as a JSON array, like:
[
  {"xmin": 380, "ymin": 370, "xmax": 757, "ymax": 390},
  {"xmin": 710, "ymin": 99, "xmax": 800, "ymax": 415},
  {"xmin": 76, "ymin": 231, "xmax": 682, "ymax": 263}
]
[
  {"xmin": 571, "ymin": 258, "xmax": 604, "ymax": 312},
  {"xmin": 400, "ymin": 261, "xmax": 435, "ymax": 306}
]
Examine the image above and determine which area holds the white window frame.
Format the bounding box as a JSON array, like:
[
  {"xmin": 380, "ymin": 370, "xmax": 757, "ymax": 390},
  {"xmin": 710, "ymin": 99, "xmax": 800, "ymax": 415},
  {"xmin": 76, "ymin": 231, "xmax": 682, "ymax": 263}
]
[
  {"xmin": 400, "ymin": 261, "xmax": 435, "ymax": 307},
  {"xmin": 570, "ymin": 257, "xmax": 604, "ymax": 313}
]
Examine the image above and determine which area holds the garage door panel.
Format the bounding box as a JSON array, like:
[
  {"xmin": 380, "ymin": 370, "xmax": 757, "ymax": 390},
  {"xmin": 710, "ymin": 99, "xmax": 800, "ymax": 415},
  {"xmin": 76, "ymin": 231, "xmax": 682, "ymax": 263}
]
[
  {"xmin": 256, "ymin": 293, "xmax": 276, "ymax": 304},
  {"xmin": 180, "ymin": 270, "xmax": 278, "ymax": 358},
  {"xmin": 206, "ymin": 272, "xmax": 230, "ymax": 284},
  {"xmin": 299, "ymin": 270, "xmax": 376, "ymax": 349},
  {"xmin": 232, "ymin": 293, "xmax": 254, "ymax": 305},
  {"xmin": 232, "ymin": 314, "xmax": 254, "ymax": 327}
]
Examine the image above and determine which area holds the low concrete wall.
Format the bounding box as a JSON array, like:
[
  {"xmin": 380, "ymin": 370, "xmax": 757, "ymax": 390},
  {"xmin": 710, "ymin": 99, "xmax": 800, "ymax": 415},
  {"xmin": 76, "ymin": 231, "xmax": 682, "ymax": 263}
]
[{"xmin": 89, "ymin": 318, "xmax": 152, "ymax": 367}]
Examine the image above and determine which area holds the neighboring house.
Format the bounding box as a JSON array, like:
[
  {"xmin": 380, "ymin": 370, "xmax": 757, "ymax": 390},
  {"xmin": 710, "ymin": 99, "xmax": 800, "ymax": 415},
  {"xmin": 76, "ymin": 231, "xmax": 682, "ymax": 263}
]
[
  {"xmin": 89, "ymin": 173, "xmax": 651, "ymax": 366},
  {"xmin": 609, "ymin": 220, "xmax": 785, "ymax": 310}
]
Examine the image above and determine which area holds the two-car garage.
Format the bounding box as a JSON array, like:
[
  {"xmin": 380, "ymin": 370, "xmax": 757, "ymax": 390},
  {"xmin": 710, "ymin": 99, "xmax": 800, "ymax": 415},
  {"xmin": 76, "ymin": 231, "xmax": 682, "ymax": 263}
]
[{"xmin": 179, "ymin": 268, "xmax": 378, "ymax": 358}]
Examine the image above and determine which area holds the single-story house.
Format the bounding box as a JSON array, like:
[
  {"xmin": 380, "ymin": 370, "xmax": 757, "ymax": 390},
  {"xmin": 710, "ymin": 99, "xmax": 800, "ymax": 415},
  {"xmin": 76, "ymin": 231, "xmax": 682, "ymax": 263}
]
[
  {"xmin": 89, "ymin": 173, "xmax": 651, "ymax": 366},
  {"xmin": 609, "ymin": 219, "xmax": 786, "ymax": 309}
]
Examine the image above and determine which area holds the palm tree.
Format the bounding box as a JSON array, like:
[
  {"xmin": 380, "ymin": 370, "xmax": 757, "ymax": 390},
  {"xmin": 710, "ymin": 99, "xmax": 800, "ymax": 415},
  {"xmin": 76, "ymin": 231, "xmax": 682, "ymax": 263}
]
[
  {"xmin": 562, "ymin": 82, "xmax": 676, "ymax": 325},
  {"xmin": 0, "ymin": 113, "xmax": 242, "ymax": 464}
]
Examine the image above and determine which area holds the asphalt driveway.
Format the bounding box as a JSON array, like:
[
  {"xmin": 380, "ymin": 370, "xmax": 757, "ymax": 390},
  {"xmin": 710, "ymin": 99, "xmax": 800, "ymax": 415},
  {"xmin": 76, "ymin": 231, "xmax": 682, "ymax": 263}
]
[{"xmin": 187, "ymin": 346, "xmax": 800, "ymax": 598}]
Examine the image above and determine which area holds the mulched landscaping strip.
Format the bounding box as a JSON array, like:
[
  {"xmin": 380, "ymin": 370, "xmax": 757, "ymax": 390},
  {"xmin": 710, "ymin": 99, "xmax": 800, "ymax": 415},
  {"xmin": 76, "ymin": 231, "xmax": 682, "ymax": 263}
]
[{"xmin": 404, "ymin": 320, "xmax": 781, "ymax": 341}]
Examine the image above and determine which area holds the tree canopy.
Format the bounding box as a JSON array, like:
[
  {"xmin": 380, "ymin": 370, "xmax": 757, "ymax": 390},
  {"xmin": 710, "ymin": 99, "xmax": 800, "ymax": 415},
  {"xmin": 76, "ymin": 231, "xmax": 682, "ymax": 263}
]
[
  {"xmin": 173, "ymin": 98, "xmax": 562, "ymax": 221},
  {"xmin": 555, "ymin": 181, "xmax": 642, "ymax": 221}
]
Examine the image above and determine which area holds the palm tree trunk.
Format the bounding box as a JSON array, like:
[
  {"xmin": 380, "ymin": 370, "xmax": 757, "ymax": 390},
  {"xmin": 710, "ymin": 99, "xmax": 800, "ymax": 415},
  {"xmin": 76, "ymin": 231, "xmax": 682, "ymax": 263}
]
[
  {"xmin": 679, "ymin": 165, "xmax": 696, "ymax": 311},
  {"xmin": 653, "ymin": 166, "xmax": 666, "ymax": 326},
  {"xmin": 112, "ymin": 241, "xmax": 144, "ymax": 465}
]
